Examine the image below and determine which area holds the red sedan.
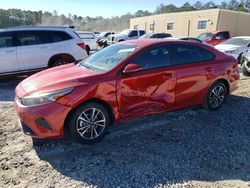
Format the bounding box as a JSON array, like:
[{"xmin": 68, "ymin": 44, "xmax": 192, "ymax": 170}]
[{"xmin": 14, "ymin": 39, "xmax": 239, "ymax": 144}]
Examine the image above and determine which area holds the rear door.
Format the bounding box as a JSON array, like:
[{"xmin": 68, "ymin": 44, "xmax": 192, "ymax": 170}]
[
  {"xmin": 0, "ymin": 32, "xmax": 19, "ymax": 74},
  {"xmin": 16, "ymin": 30, "xmax": 51, "ymax": 71},
  {"xmin": 117, "ymin": 44, "xmax": 176, "ymax": 118},
  {"xmin": 173, "ymin": 44, "xmax": 216, "ymax": 107}
]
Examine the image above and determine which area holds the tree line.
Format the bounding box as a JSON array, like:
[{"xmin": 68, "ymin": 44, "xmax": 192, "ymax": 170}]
[{"xmin": 0, "ymin": 0, "xmax": 249, "ymax": 32}]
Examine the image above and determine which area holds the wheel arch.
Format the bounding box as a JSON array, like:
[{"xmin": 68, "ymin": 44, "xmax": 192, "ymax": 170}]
[
  {"xmin": 210, "ymin": 78, "xmax": 230, "ymax": 95},
  {"xmin": 64, "ymin": 98, "xmax": 115, "ymax": 134},
  {"xmin": 48, "ymin": 53, "xmax": 76, "ymax": 67}
]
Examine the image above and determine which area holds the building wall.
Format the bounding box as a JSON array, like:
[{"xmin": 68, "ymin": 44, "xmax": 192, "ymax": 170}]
[
  {"xmin": 218, "ymin": 10, "xmax": 250, "ymax": 37},
  {"xmin": 130, "ymin": 9, "xmax": 250, "ymax": 37}
]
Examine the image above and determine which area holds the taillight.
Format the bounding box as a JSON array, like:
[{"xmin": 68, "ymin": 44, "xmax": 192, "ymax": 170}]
[{"xmin": 77, "ymin": 43, "xmax": 85, "ymax": 49}]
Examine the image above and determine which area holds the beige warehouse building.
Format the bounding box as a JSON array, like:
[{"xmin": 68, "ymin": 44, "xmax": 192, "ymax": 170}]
[{"xmin": 130, "ymin": 9, "xmax": 250, "ymax": 37}]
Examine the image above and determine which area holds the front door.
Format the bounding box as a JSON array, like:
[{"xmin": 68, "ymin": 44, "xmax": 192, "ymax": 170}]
[
  {"xmin": 16, "ymin": 31, "xmax": 50, "ymax": 71},
  {"xmin": 116, "ymin": 45, "xmax": 176, "ymax": 119}
]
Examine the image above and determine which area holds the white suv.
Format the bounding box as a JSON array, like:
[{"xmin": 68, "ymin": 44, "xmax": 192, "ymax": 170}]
[{"xmin": 0, "ymin": 26, "xmax": 88, "ymax": 76}]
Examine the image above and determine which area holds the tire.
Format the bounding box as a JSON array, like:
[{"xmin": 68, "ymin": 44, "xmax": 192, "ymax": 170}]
[
  {"xmin": 204, "ymin": 81, "xmax": 227, "ymax": 111},
  {"xmin": 242, "ymin": 59, "xmax": 250, "ymax": 76},
  {"xmin": 68, "ymin": 102, "xmax": 110, "ymax": 144},
  {"xmin": 51, "ymin": 56, "xmax": 74, "ymax": 67},
  {"xmin": 86, "ymin": 46, "xmax": 90, "ymax": 55}
]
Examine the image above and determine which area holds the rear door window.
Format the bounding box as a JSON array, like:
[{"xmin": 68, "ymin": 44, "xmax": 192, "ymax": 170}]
[
  {"xmin": 0, "ymin": 32, "xmax": 13, "ymax": 48},
  {"xmin": 175, "ymin": 44, "xmax": 215, "ymax": 65},
  {"xmin": 47, "ymin": 31, "xmax": 72, "ymax": 42}
]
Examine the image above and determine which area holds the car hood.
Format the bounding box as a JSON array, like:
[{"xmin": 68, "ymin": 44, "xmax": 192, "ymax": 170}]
[
  {"xmin": 17, "ymin": 64, "xmax": 99, "ymax": 97},
  {"xmin": 215, "ymin": 44, "xmax": 240, "ymax": 52}
]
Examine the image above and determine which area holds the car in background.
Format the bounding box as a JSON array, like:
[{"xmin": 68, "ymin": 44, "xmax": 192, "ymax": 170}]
[
  {"xmin": 0, "ymin": 26, "xmax": 87, "ymax": 76},
  {"xmin": 14, "ymin": 39, "xmax": 239, "ymax": 144},
  {"xmin": 238, "ymin": 50, "xmax": 250, "ymax": 76},
  {"xmin": 77, "ymin": 31, "xmax": 98, "ymax": 55},
  {"xmin": 107, "ymin": 29, "xmax": 145, "ymax": 45},
  {"xmin": 197, "ymin": 31, "xmax": 230, "ymax": 46},
  {"xmin": 215, "ymin": 36, "xmax": 250, "ymax": 59},
  {"xmin": 96, "ymin": 31, "xmax": 115, "ymax": 48},
  {"xmin": 165, "ymin": 37, "xmax": 211, "ymax": 46},
  {"xmin": 139, "ymin": 33, "xmax": 172, "ymax": 39}
]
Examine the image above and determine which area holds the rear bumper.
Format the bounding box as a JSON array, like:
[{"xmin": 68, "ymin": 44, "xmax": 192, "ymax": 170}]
[{"xmin": 14, "ymin": 97, "xmax": 71, "ymax": 139}]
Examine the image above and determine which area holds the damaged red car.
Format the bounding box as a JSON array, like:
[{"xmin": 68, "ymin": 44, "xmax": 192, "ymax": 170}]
[{"xmin": 14, "ymin": 39, "xmax": 239, "ymax": 144}]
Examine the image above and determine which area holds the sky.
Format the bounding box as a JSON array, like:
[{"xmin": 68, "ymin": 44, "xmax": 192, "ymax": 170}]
[{"xmin": 0, "ymin": 0, "xmax": 224, "ymax": 18}]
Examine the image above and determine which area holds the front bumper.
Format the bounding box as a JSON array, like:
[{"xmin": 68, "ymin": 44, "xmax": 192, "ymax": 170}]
[{"xmin": 14, "ymin": 97, "xmax": 72, "ymax": 139}]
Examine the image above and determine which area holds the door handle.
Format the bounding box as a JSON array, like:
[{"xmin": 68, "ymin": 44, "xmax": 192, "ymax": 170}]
[
  {"xmin": 163, "ymin": 72, "xmax": 174, "ymax": 79},
  {"xmin": 40, "ymin": 46, "xmax": 47, "ymax": 49},
  {"xmin": 205, "ymin": 67, "xmax": 213, "ymax": 72}
]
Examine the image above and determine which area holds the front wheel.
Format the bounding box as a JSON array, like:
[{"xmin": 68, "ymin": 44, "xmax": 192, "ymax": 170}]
[
  {"xmin": 242, "ymin": 59, "xmax": 250, "ymax": 76},
  {"xmin": 204, "ymin": 82, "xmax": 227, "ymax": 111},
  {"xmin": 68, "ymin": 102, "xmax": 110, "ymax": 144}
]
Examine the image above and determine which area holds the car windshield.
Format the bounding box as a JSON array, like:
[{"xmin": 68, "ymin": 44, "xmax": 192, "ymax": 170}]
[
  {"xmin": 120, "ymin": 29, "xmax": 130, "ymax": 35},
  {"xmin": 79, "ymin": 43, "xmax": 140, "ymax": 72},
  {"xmin": 222, "ymin": 38, "xmax": 250, "ymax": 46},
  {"xmin": 197, "ymin": 32, "xmax": 213, "ymax": 40}
]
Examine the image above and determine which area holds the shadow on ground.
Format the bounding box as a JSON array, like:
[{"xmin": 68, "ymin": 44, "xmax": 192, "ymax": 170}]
[
  {"xmin": 34, "ymin": 95, "xmax": 250, "ymax": 187},
  {"xmin": 0, "ymin": 77, "xmax": 25, "ymax": 102}
]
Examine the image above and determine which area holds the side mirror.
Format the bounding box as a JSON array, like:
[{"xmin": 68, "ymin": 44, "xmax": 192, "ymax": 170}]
[
  {"xmin": 123, "ymin": 64, "xmax": 142, "ymax": 74},
  {"xmin": 215, "ymin": 36, "xmax": 221, "ymax": 40}
]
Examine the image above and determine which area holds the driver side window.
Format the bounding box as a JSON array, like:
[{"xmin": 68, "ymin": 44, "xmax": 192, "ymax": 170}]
[
  {"xmin": 131, "ymin": 45, "xmax": 172, "ymax": 70},
  {"xmin": 129, "ymin": 31, "xmax": 138, "ymax": 37}
]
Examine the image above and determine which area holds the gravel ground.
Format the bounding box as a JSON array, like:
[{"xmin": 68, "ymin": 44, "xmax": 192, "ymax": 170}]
[{"xmin": 0, "ymin": 73, "xmax": 250, "ymax": 188}]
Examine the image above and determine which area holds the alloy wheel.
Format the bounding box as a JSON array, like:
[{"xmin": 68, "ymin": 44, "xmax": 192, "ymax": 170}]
[
  {"xmin": 209, "ymin": 85, "xmax": 225, "ymax": 109},
  {"xmin": 76, "ymin": 108, "xmax": 106, "ymax": 140}
]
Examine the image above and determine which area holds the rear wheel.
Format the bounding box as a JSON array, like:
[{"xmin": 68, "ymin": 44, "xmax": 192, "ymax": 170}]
[
  {"xmin": 86, "ymin": 46, "xmax": 90, "ymax": 55},
  {"xmin": 68, "ymin": 102, "xmax": 110, "ymax": 144},
  {"xmin": 242, "ymin": 59, "xmax": 250, "ymax": 76},
  {"xmin": 51, "ymin": 56, "xmax": 75, "ymax": 67},
  {"xmin": 204, "ymin": 82, "xmax": 227, "ymax": 111}
]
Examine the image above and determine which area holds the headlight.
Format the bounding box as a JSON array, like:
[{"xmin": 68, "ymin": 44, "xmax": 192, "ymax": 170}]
[{"xmin": 20, "ymin": 87, "xmax": 74, "ymax": 107}]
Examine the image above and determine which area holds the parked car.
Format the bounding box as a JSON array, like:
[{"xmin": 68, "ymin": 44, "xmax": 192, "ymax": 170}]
[
  {"xmin": 215, "ymin": 36, "xmax": 250, "ymax": 59},
  {"xmin": 197, "ymin": 31, "xmax": 230, "ymax": 46},
  {"xmin": 14, "ymin": 40, "xmax": 239, "ymax": 144},
  {"xmin": 0, "ymin": 26, "xmax": 88, "ymax": 76},
  {"xmin": 77, "ymin": 31, "xmax": 98, "ymax": 55},
  {"xmin": 238, "ymin": 50, "xmax": 250, "ymax": 76},
  {"xmin": 107, "ymin": 29, "xmax": 145, "ymax": 45},
  {"xmin": 139, "ymin": 33, "xmax": 172, "ymax": 39},
  {"xmin": 96, "ymin": 31, "xmax": 115, "ymax": 48}
]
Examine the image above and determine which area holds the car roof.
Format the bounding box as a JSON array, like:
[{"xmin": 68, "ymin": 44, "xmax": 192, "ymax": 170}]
[
  {"xmin": 0, "ymin": 26, "xmax": 73, "ymax": 32},
  {"xmin": 122, "ymin": 39, "xmax": 206, "ymax": 47},
  {"xmin": 76, "ymin": 31, "xmax": 95, "ymax": 34}
]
